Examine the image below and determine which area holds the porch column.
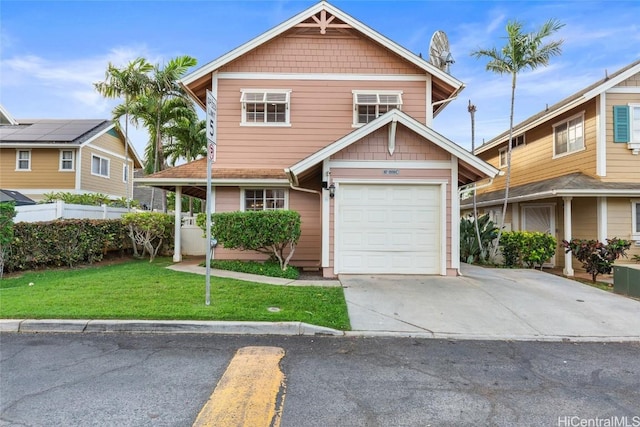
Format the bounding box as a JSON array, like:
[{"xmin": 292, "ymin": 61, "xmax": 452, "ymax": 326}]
[
  {"xmin": 597, "ymin": 197, "xmax": 608, "ymax": 241},
  {"xmin": 173, "ymin": 186, "xmax": 182, "ymax": 262},
  {"xmin": 563, "ymin": 196, "xmax": 574, "ymax": 276}
]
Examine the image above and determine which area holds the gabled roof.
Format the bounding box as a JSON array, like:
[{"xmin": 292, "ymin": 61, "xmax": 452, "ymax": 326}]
[
  {"xmin": 0, "ymin": 118, "xmax": 143, "ymax": 168},
  {"xmin": 286, "ymin": 109, "xmax": 499, "ymax": 186},
  {"xmin": 460, "ymin": 172, "xmax": 640, "ymax": 209},
  {"xmin": 475, "ymin": 59, "xmax": 640, "ymax": 154},
  {"xmin": 181, "ymin": 1, "xmax": 463, "ymax": 112},
  {"xmin": 0, "ymin": 104, "xmax": 17, "ymax": 125},
  {"xmin": 0, "ymin": 119, "xmax": 111, "ymax": 144}
]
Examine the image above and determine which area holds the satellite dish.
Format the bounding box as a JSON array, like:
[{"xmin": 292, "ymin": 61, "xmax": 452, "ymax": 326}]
[{"xmin": 429, "ymin": 30, "xmax": 455, "ymax": 73}]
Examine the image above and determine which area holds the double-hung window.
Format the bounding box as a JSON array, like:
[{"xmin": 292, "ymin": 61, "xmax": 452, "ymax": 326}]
[
  {"xmin": 614, "ymin": 104, "xmax": 640, "ymax": 154},
  {"xmin": 498, "ymin": 147, "xmax": 508, "ymax": 168},
  {"xmin": 60, "ymin": 150, "xmax": 74, "ymax": 171},
  {"xmin": 243, "ymin": 189, "xmax": 287, "ymax": 211},
  {"xmin": 16, "ymin": 150, "xmax": 31, "ymax": 171},
  {"xmin": 240, "ymin": 90, "xmax": 291, "ymax": 125},
  {"xmin": 353, "ymin": 91, "xmax": 402, "ymax": 125},
  {"xmin": 553, "ymin": 112, "xmax": 584, "ymax": 157},
  {"xmin": 91, "ymin": 154, "xmax": 109, "ymax": 178}
]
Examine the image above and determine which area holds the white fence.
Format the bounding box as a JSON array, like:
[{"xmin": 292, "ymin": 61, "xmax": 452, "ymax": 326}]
[{"xmin": 14, "ymin": 201, "xmax": 128, "ymax": 223}]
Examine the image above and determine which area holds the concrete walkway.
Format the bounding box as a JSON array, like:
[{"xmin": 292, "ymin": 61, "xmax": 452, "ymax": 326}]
[{"xmin": 340, "ymin": 264, "xmax": 640, "ymax": 341}]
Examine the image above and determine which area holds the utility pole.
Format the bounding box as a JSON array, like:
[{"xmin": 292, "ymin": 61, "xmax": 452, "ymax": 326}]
[{"xmin": 468, "ymin": 100, "xmax": 477, "ymax": 152}]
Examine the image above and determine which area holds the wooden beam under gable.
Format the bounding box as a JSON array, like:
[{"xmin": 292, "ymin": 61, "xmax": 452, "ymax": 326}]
[{"xmin": 295, "ymin": 10, "xmax": 352, "ymax": 34}]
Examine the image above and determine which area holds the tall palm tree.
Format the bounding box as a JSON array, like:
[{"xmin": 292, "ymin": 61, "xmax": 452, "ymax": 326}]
[
  {"xmin": 94, "ymin": 58, "xmax": 153, "ymax": 209},
  {"xmin": 471, "ymin": 19, "xmax": 564, "ymax": 257}
]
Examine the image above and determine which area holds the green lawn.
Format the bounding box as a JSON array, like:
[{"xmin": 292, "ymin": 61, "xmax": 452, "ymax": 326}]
[{"xmin": 0, "ymin": 258, "xmax": 350, "ymax": 330}]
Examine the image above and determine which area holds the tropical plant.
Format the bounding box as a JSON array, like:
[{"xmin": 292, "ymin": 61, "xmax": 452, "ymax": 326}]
[
  {"xmin": 471, "ymin": 19, "xmax": 564, "ymax": 258},
  {"xmin": 460, "ymin": 214, "xmax": 499, "ymax": 264},
  {"xmin": 122, "ymin": 212, "xmax": 174, "ymax": 262},
  {"xmin": 94, "ymin": 58, "xmax": 153, "ymax": 209},
  {"xmin": 164, "ymin": 111, "xmax": 207, "ymax": 167},
  {"xmin": 500, "ymin": 231, "xmax": 557, "ymax": 269},
  {"xmin": 115, "ymin": 55, "xmax": 197, "ymax": 212},
  {"xmin": 561, "ymin": 238, "xmax": 631, "ymax": 282}
]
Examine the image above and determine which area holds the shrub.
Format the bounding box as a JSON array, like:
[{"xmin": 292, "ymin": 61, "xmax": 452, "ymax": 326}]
[
  {"xmin": 198, "ymin": 210, "xmax": 301, "ymax": 270},
  {"xmin": 4, "ymin": 219, "xmax": 130, "ymax": 272},
  {"xmin": 460, "ymin": 214, "xmax": 499, "ymax": 264},
  {"xmin": 0, "ymin": 202, "xmax": 16, "ymax": 279},
  {"xmin": 561, "ymin": 238, "xmax": 631, "ymax": 282},
  {"xmin": 210, "ymin": 260, "xmax": 299, "ymax": 280},
  {"xmin": 499, "ymin": 231, "xmax": 557, "ymax": 269},
  {"xmin": 122, "ymin": 212, "xmax": 174, "ymax": 262},
  {"xmin": 41, "ymin": 191, "xmax": 139, "ymax": 208}
]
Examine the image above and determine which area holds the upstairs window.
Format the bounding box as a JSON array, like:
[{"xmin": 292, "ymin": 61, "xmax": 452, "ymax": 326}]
[
  {"xmin": 240, "ymin": 90, "xmax": 290, "ymax": 125},
  {"xmin": 632, "ymin": 200, "xmax": 640, "ymax": 241},
  {"xmin": 60, "ymin": 150, "xmax": 74, "ymax": 171},
  {"xmin": 553, "ymin": 112, "xmax": 584, "ymax": 157},
  {"xmin": 91, "ymin": 154, "xmax": 109, "ymax": 178},
  {"xmin": 243, "ymin": 189, "xmax": 287, "ymax": 211},
  {"xmin": 353, "ymin": 91, "xmax": 402, "ymax": 125},
  {"xmin": 499, "ymin": 147, "xmax": 508, "ymax": 168},
  {"xmin": 16, "ymin": 150, "xmax": 31, "ymax": 171},
  {"xmin": 511, "ymin": 134, "xmax": 525, "ymax": 148}
]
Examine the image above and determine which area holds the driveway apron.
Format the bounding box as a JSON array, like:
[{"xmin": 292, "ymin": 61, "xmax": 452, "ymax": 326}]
[{"xmin": 340, "ymin": 264, "xmax": 640, "ymax": 340}]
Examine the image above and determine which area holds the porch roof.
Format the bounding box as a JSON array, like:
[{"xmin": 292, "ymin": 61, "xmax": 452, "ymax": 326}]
[{"xmin": 461, "ymin": 172, "xmax": 640, "ymax": 209}]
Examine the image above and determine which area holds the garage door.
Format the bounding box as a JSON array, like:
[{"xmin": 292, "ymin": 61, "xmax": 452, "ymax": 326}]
[{"xmin": 337, "ymin": 183, "xmax": 441, "ymax": 274}]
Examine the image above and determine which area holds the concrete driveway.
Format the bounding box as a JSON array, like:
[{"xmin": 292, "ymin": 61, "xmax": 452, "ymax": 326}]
[{"xmin": 340, "ymin": 264, "xmax": 640, "ymax": 341}]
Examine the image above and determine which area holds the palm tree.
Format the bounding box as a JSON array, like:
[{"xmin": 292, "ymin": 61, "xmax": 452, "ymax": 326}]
[
  {"xmin": 94, "ymin": 58, "xmax": 153, "ymax": 209},
  {"xmin": 471, "ymin": 19, "xmax": 564, "ymax": 257},
  {"xmin": 164, "ymin": 111, "xmax": 207, "ymax": 215}
]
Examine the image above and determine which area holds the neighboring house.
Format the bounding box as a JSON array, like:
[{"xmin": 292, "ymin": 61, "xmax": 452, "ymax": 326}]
[
  {"xmin": 138, "ymin": 1, "xmax": 498, "ymax": 277},
  {"xmin": 463, "ymin": 59, "xmax": 640, "ymax": 276},
  {"xmin": 0, "ymin": 105, "xmax": 142, "ymax": 203}
]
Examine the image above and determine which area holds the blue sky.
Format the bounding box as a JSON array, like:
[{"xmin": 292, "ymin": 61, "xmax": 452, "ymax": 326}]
[{"xmin": 1, "ymin": 0, "xmax": 639, "ymax": 158}]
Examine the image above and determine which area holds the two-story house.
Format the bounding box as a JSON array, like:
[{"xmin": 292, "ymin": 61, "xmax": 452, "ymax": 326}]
[
  {"xmin": 138, "ymin": 1, "xmax": 498, "ymax": 277},
  {"xmin": 464, "ymin": 59, "xmax": 640, "ymax": 276},
  {"xmin": 0, "ymin": 105, "xmax": 142, "ymax": 202}
]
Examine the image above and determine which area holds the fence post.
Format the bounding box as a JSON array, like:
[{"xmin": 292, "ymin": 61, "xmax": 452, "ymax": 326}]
[
  {"xmin": 101, "ymin": 204, "xmax": 107, "ymax": 219},
  {"xmin": 55, "ymin": 200, "xmax": 64, "ymax": 219}
]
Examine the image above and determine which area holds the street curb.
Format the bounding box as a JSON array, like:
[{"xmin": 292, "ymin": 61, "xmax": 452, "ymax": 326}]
[
  {"xmin": 343, "ymin": 330, "xmax": 640, "ymax": 342},
  {"xmin": 0, "ymin": 319, "xmax": 343, "ymax": 337}
]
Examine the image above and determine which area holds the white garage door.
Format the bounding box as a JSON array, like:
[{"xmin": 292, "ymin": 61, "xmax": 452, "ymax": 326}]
[{"xmin": 337, "ymin": 183, "xmax": 441, "ymax": 274}]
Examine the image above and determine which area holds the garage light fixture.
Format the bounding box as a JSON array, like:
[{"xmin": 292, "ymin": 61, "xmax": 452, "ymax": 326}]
[{"xmin": 329, "ymin": 183, "xmax": 335, "ymax": 198}]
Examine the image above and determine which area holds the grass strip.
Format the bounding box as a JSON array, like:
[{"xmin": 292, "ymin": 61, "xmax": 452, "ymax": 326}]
[{"xmin": 0, "ymin": 258, "xmax": 350, "ymax": 330}]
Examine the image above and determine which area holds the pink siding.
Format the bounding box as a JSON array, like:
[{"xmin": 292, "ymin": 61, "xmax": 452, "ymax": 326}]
[
  {"xmin": 325, "ymin": 125, "xmax": 454, "ymax": 275},
  {"xmin": 212, "ymin": 186, "xmax": 321, "ymax": 267},
  {"xmin": 221, "ymin": 33, "xmax": 423, "ymax": 75},
  {"xmin": 332, "ymin": 125, "xmax": 450, "ymax": 161},
  {"xmin": 214, "ymin": 79, "xmax": 427, "ymax": 168}
]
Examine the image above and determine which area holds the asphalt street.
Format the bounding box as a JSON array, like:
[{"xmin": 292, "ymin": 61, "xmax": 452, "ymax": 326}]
[{"xmin": 1, "ymin": 333, "xmax": 639, "ymax": 427}]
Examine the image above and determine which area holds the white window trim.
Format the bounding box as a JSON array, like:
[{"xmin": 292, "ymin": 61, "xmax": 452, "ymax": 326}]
[
  {"xmin": 498, "ymin": 147, "xmax": 508, "ymax": 168},
  {"xmin": 352, "ymin": 90, "xmax": 403, "ymax": 127},
  {"xmin": 511, "ymin": 134, "xmax": 525, "ymax": 148},
  {"xmin": 629, "ymin": 103, "xmax": 640, "ymax": 154},
  {"xmin": 59, "ymin": 149, "xmax": 75, "ymax": 172},
  {"xmin": 15, "ymin": 149, "xmax": 31, "ymax": 171},
  {"xmin": 91, "ymin": 154, "xmax": 110, "ymax": 178},
  {"xmin": 240, "ymin": 89, "xmax": 291, "ymax": 126},
  {"xmin": 240, "ymin": 188, "xmax": 289, "ymax": 212},
  {"xmin": 631, "ymin": 199, "xmax": 640, "ymax": 241},
  {"xmin": 552, "ymin": 111, "xmax": 585, "ymax": 159}
]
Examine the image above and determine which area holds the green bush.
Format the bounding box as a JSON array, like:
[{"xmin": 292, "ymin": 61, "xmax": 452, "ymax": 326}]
[
  {"xmin": 122, "ymin": 212, "xmax": 174, "ymax": 262},
  {"xmin": 0, "ymin": 202, "xmax": 17, "ymax": 279},
  {"xmin": 460, "ymin": 214, "xmax": 499, "ymax": 264},
  {"xmin": 41, "ymin": 191, "xmax": 139, "ymax": 208},
  {"xmin": 198, "ymin": 210, "xmax": 301, "ymax": 270},
  {"xmin": 561, "ymin": 238, "xmax": 631, "ymax": 282},
  {"xmin": 4, "ymin": 219, "xmax": 130, "ymax": 273},
  {"xmin": 210, "ymin": 260, "xmax": 299, "ymax": 280},
  {"xmin": 500, "ymin": 231, "xmax": 557, "ymax": 269}
]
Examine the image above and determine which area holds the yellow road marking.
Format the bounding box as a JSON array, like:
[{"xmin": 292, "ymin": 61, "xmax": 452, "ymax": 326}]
[{"xmin": 193, "ymin": 346, "xmax": 286, "ymax": 427}]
